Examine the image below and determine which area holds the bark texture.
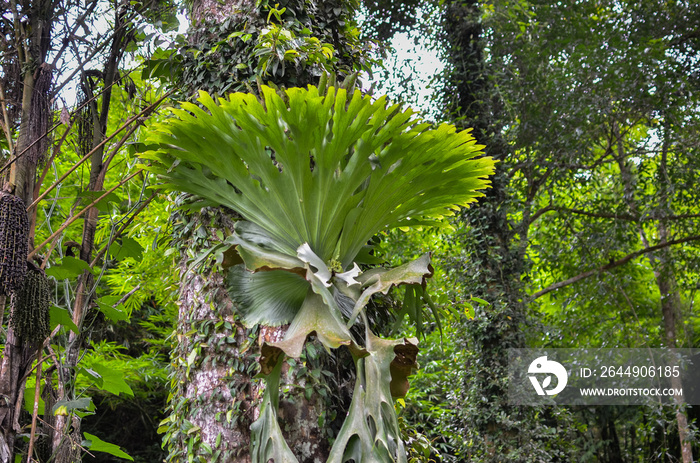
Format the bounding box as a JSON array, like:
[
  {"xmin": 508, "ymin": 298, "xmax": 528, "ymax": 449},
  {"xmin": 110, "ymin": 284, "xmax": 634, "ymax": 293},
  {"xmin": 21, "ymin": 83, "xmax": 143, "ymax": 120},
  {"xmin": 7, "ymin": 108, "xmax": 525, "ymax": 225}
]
[
  {"xmin": 169, "ymin": 206, "xmax": 331, "ymax": 462},
  {"xmin": 165, "ymin": 1, "xmax": 356, "ymax": 460},
  {"xmin": 1, "ymin": 0, "xmax": 54, "ymax": 458}
]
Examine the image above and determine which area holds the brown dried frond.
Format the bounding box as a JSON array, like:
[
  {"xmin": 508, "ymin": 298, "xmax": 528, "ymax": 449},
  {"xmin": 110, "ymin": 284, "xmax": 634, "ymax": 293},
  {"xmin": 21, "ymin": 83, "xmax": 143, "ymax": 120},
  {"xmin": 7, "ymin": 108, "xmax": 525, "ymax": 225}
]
[{"xmin": 0, "ymin": 190, "xmax": 29, "ymax": 295}]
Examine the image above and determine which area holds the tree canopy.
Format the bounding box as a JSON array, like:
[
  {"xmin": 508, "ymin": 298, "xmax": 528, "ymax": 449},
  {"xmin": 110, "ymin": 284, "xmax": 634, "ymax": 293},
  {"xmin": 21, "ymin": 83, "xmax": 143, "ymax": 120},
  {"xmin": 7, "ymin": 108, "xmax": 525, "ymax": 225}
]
[{"xmin": 1, "ymin": 0, "xmax": 699, "ymax": 462}]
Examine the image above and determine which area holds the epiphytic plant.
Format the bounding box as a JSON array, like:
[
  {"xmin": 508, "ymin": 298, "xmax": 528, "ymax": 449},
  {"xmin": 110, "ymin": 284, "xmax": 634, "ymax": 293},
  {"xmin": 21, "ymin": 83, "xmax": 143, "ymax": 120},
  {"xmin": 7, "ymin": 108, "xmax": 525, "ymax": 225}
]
[{"xmin": 142, "ymin": 81, "xmax": 495, "ymax": 462}]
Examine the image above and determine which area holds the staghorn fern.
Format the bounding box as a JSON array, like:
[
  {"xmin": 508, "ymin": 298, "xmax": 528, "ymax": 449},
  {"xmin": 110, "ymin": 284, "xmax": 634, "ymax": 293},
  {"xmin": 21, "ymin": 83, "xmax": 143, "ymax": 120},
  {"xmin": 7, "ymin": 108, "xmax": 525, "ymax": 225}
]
[{"xmin": 142, "ymin": 83, "xmax": 495, "ymax": 462}]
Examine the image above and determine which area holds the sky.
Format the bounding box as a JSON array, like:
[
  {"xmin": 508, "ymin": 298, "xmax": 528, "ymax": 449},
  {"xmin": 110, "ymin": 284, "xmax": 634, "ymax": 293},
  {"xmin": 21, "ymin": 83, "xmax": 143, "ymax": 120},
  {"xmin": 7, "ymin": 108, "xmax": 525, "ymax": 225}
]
[
  {"xmin": 54, "ymin": 8, "xmax": 444, "ymax": 117},
  {"xmin": 366, "ymin": 30, "xmax": 445, "ymax": 118}
]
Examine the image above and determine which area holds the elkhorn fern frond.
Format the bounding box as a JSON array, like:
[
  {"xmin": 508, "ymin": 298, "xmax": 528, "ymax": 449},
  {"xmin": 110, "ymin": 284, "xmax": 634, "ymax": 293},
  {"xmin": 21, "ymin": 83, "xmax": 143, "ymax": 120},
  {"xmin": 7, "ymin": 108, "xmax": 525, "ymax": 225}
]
[{"xmin": 142, "ymin": 85, "xmax": 495, "ymax": 267}]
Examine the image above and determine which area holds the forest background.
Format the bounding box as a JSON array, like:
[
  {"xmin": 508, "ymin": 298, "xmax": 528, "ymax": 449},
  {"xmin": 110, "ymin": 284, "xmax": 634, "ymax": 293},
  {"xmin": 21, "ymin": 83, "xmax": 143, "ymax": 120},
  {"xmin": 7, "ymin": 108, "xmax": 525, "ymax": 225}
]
[{"xmin": 1, "ymin": 0, "xmax": 699, "ymax": 462}]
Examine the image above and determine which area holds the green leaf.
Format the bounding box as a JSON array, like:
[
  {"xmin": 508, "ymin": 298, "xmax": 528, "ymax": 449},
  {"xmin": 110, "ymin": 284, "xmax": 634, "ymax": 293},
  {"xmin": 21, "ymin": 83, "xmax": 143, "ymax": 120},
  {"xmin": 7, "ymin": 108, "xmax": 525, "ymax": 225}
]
[
  {"xmin": 349, "ymin": 253, "xmax": 433, "ymax": 325},
  {"xmin": 52, "ymin": 397, "xmax": 93, "ymax": 416},
  {"xmin": 354, "ymin": 244, "xmax": 384, "ymax": 265},
  {"xmin": 95, "ymin": 297, "xmax": 129, "ymax": 322},
  {"xmin": 83, "ymin": 432, "xmax": 134, "ymax": 461},
  {"xmin": 45, "ymin": 256, "xmax": 92, "ymax": 280},
  {"xmin": 250, "ymin": 356, "xmax": 299, "ymax": 463},
  {"xmin": 141, "ymin": 86, "xmax": 494, "ymax": 265},
  {"xmin": 267, "ymin": 289, "xmax": 354, "ymax": 359},
  {"xmin": 226, "ymin": 265, "xmax": 308, "ymax": 327},
  {"xmin": 23, "ymin": 381, "xmax": 44, "ymax": 415},
  {"xmin": 229, "ymin": 228, "xmax": 305, "ymax": 272},
  {"xmin": 328, "ymin": 334, "xmax": 416, "ymax": 463},
  {"xmin": 49, "ymin": 306, "xmax": 79, "ymax": 333},
  {"xmin": 108, "ymin": 237, "xmax": 144, "ymax": 261},
  {"xmin": 89, "ymin": 363, "xmax": 134, "ymax": 397}
]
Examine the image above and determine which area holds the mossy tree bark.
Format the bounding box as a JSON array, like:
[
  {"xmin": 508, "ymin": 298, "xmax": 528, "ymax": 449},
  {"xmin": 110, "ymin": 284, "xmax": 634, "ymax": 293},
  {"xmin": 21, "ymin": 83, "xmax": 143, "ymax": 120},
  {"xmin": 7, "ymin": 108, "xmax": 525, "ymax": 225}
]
[
  {"xmin": 440, "ymin": 1, "xmax": 568, "ymax": 461},
  {"xmin": 164, "ymin": 1, "xmax": 361, "ymax": 461}
]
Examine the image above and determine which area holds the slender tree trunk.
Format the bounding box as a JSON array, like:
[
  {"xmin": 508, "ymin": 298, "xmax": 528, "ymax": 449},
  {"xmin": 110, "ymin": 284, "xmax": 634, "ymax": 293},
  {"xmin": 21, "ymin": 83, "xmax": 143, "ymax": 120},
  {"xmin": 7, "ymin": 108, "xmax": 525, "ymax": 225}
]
[
  {"xmin": 652, "ymin": 121, "xmax": 693, "ymax": 463},
  {"xmin": 650, "ymin": 227, "xmax": 693, "ymax": 463},
  {"xmin": 617, "ymin": 116, "xmax": 693, "ymax": 463},
  {"xmin": 0, "ymin": 0, "xmax": 54, "ymax": 458},
  {"xmin": 52, "ymin": 12, "xmax": 131, "ymax": 462},
  {"xmin": 440, "ymin": 2, "xmax": 558, "ymax": 461}
]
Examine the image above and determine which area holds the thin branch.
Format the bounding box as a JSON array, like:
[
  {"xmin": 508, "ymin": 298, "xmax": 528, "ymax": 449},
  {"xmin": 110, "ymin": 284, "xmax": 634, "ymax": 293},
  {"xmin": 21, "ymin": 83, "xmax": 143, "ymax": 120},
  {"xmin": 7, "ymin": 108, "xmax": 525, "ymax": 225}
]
[
  {"xmin": 115, "ymin": 284, "xmax": 141, "ymax": 306},
  {"xmin": 26, "ymin": 91, "xmax": 171, "ymax": 211},
  {"xmin": 28, "ymin": 169, "xmax": 143, "ymax": 258},
  {"xmin": 531, "ymin": 234, "xmax": 700, "ymax": 299},
  {"xmin": 89, "ymin": 191, "xmax": 158, "ymax": 267},
  {"xmin": 48, "ymin": 0, "xmax": 100, "ymax": 71},
  {"xmin": 528, "ymin": 206, "xmax": 700, "ymax": 225},
  {"xmin": 0, "ymin": 66, "xmax": 142, "ymax": 176},
  {"xmin": 528, "ymin": 204, "xmax": 555, "ymax": 224},
  {"xmin": 96, "ymin": 122, "xmax": 142, "ymax": 186},
  {"xmin": 660, "ymin": 213, "xmax": 700, "ymax": 220},
  {"xmin": 51, "ymin": 10, "xmax": 140, "ymax": 97},
  {"xmin": 535, "ymin": 206, "xmax": 638, "ymax": 223}
]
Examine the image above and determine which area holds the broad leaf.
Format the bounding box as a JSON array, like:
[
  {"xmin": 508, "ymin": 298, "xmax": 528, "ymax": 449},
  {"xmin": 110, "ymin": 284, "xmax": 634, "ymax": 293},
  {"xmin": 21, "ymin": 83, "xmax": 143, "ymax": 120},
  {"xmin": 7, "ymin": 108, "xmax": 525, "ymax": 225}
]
[
  {"xmin": 89, "ymin": 363, "xmax": 134, "ymax": 397},
  {"xmin": 327, "ymin": 334, "xmax": 418, "ymax": 463},
  {"xmin": 142, "ymin": 86, "xmax": 494, "ymax": 265},
  {"xmin": 348, "ymin": 253, "xmax": 433, "ymax": 325},
  {"xmin": 49, "ymin": 305, "xmax": 79, "ymax": 333},
  {"xmin": 83, "ymin": 432, "xmax": 134, "ymax": 461},
  {"xmin": 226, "ymin": 265, "xmax": 308, "ymax": 327},
  {"xmin": 267, "ymin": 289, "xmax": 355, "ymax": 359},
  {"xmin": 52, "ymin": 397, "xmax": 93, "ymax": 416},
  {"xmin": 108, "ymin": 237, "xmax": 144, "ymax": 261},
  {"xmin": 95, "ymin": 297, "xmax": 129, "ymax": 322},
  {"xmin": 250, "ymin": 356, "xmax": 298, "ymax": 463},
  {"xmin": 45, "ymin": 256, "xmax": 92, "ymax": 280}
]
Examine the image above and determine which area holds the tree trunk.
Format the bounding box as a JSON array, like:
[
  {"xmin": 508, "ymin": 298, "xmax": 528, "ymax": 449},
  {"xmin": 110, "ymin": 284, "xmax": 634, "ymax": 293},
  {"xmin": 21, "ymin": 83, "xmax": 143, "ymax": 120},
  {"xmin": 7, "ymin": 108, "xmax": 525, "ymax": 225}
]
[
  {"xmin": 164, "ymin": 1, "xmax": 359, "ymax": 461},
  {"xmin": 617, "ymin": 114, "xmax": 693, "ymax": 463},
  {"xmin": 52, "ymin": 13, "xmax": 132, "ymax": 462},
  {"xmin": 440, "ymin": 2, "xmax": 559, "ymax": 461},
  {"xmin": 649, "ymin": 121, "xmax": 693, "ymax": 463},
  {"xmin": 0, "ymin": 0, "xmax": 54, "ymax": 458}
]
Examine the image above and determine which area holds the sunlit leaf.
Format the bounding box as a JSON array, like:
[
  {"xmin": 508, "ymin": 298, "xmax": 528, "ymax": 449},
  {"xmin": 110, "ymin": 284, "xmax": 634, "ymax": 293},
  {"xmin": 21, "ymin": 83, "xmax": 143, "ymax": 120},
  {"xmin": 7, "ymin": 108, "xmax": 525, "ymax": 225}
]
[{"xmin": 89, "ymin": 363, "xmax": 134, "ymax": 397}]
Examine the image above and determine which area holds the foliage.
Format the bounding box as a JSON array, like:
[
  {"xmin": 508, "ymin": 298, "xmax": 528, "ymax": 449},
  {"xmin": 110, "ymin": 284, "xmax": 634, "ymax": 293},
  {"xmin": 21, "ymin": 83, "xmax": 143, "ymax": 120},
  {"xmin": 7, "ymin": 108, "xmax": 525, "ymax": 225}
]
[
  {"xmin": 141, "ymin": 83, "xmax": 494, "ymax": 460},
  {"xmin": 427, "ymin": 0, "xmax": 700, "ymax": 460},
  {"xmin": 143, "ymin": 0, "xmax": 378, "ymax": 97},
  {"xmin": 3, "ymin": 0, "xmax": 699, "ymax": 461}
]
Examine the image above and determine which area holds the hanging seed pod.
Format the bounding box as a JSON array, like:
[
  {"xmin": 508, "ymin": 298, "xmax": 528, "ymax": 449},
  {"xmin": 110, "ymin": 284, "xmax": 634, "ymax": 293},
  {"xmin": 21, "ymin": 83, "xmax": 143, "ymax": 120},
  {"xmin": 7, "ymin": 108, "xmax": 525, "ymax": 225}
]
[
  {"xmin": 0, "ymin": 191, "xmax": 29, "ymax": 295},
  {"xmin": 9, "ymin": 267, "xmax": 51, "ymax": 343}
]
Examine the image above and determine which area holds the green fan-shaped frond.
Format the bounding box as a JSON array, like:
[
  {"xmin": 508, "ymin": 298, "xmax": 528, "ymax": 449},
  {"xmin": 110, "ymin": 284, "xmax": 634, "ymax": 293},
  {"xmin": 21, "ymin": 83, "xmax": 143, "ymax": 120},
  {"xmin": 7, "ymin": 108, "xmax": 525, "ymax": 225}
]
[{"xmin": 142, "ymin": 85, "xmax": 494, "ymax": 266}]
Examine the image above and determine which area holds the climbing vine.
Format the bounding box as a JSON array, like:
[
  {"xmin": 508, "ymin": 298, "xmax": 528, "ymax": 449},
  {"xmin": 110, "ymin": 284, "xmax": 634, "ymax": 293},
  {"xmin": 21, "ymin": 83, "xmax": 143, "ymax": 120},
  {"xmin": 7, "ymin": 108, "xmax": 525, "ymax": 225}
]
[{"xmin": 143, "ymin": 0, "xmax": 378, "ymax": 97}]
